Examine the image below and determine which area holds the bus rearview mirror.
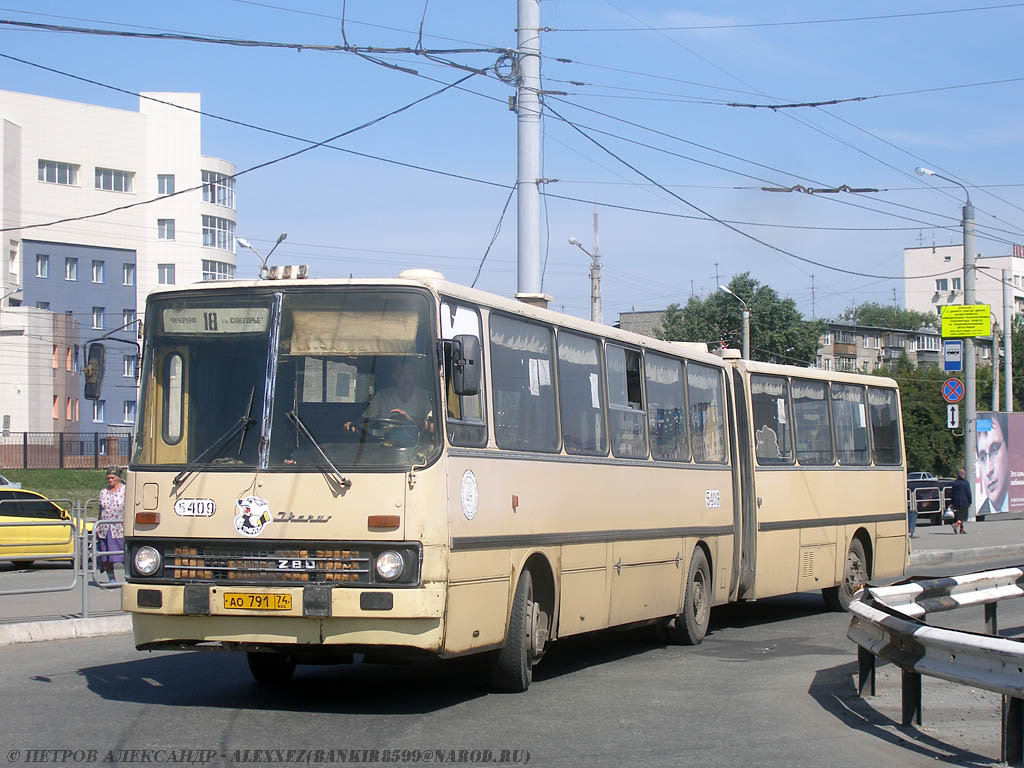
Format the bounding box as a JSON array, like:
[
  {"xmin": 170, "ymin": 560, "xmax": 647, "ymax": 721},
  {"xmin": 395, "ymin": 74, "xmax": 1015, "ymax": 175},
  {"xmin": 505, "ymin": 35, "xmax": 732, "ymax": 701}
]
[
  {"xmin": 83, "ymin": 343, "xmax": 106, "ymax": 401},
  {"xmin": 451, "ymin": 335, "xmax": 480, "ymax": 397}
]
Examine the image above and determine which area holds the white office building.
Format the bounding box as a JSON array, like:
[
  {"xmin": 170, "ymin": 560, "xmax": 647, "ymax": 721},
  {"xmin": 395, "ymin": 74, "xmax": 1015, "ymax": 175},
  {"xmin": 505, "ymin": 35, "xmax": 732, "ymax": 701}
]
[
  {"xmin": 904, "ymin": 244, "xmax": 1024, "ymax": 321},
  {"xmin": 0, "ymin": 89, "xmax": 237, "ymax": 434}
]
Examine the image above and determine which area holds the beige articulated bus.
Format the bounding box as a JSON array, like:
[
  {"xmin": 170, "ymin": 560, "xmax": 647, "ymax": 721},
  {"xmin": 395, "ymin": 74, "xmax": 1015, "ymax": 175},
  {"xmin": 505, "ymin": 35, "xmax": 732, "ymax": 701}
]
[{"xmin": 87, "ymin": 269, "xmax": 908, "ymax": 692}]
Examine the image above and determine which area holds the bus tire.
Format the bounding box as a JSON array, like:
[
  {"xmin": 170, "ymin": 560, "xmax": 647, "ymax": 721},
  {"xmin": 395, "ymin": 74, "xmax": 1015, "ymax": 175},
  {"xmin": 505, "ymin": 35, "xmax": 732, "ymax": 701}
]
[
  {"xmin": 823, "ymin": 537, "xmax": 868, "ymax": 612},
  {"xmin": 490, "ymin": 570, "xmax": 536, "ymax": 692},
  {"xmin": 246, "ymin": 652, "xmax": 296, "ymax": 687},
  {"xmin": 666, "ymin": 548, "xmax": 711, "ymax": 645}
]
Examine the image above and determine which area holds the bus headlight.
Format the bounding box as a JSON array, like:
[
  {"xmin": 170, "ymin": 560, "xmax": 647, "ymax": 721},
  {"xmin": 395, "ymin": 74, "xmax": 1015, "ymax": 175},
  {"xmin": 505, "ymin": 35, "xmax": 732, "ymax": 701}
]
[
  {"xmin": 134, "ymin": 546, "xmax": 161, "ymax": 576},
  {"xmin": 375, "ymin": 550, "xmax": 405, "ymax": 581}
]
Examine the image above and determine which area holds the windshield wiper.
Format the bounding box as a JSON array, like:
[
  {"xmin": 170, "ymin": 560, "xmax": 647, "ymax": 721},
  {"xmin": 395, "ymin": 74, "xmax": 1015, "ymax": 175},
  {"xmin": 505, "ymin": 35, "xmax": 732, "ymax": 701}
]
[
  {"xmin": 287, "ymin": 410, "xmax": 352, "ymax": 489},
  {"xmin": 173, "ymin": 398, "xmax": 257, "ymax": 488}
]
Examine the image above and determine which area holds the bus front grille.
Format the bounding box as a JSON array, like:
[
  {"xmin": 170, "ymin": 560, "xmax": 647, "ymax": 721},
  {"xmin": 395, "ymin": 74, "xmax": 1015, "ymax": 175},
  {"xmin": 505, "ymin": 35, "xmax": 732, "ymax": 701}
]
[{"xmin": 168, "ymin": 544, "xmax": 370, "ymax": 584}]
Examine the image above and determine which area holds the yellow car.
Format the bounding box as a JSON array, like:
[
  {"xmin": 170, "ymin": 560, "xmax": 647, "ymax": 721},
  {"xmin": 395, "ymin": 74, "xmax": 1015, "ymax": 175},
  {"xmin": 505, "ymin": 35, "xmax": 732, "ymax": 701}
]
[{"xmin": 0, "ymin": 488, "xmax": 86, "ymax": 567}]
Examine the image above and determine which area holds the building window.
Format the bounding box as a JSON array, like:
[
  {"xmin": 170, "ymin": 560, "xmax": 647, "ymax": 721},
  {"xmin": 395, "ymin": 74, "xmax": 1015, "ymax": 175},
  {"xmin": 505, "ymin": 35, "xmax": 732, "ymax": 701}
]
[
  {"xmin": 201, "ymin": 259, "xmax": 236, "ymax": 281},
  {"xmin": 73, "ymin": 345, "xmax": 80, "ymax": 373},
  {"xmin": 65, "ymin": 347, "xmax": 72, "ymax": 372},
  {"xmin": 122, "ymin": 309, "xmax": 136, "ymax": 329},
  {"xmin": 202, "ymin": 215, "xmax": 235, "ymax": 251},
  {"xmin": 95, "ymin": 167, "xmax": 134, "ymax": 192},
  {"xmin": 952, "ymin": 277, "xmax": 962, "ymax": 291},
  {"xmin": 52, "ymin": 396, "xmax": 59, "ymax": 420},
  {"xmin": 65, "ymin": 257, "xmax": 77, "ymax": 281},
  {"xmin": 123, "ymin": 400, "xmax": 137, "ymax": 424},
  {"xmin": 9, "ymin": 241, "xmax": 19, "ymax": 280},
  {"xmin": 35, "ymin": 254, "xmax": 48, "ymax": 278},
  {"xmin": 92, "ymin": 400, "xmax": 105, "ymax": 423},
  {"xmin": 52, "ymin": 345, "xmax": 58, "ymax": 369},
  {"xmin": 91, "ymin": 260, "xmax": 105, "ymax": 283},
  {"xmin": 38, "ymin": 160, "xmax": 78, "ymax": 185},
  {"xmin": 123, "ymin": 263, "xmax": 135, "ymax": 286},
  {"xmin": 35, "ymin": 301, "xmax": 50, "ymax": 311},
  {"xmin": 202, "ymin": 171, "xmax": 235, "ymax": 208},
  {"xmin": 65, "ymin": 397, "xmax": 73, "ymax": 421},
  {"xmin": 123, "ymin": 354, "xmax": 137, "ymax": 378},
  {"xmin": 157, "ymin": 219, "xmax": 175, "ymax": 240},
  {"xmin": 74, "ymin": 399, "xmax": 79, "ymax": 422},
  {"xmin": 92, "ymin": 306, "xmax": 104, "ymax": 330},
  {"xmin": 936, "ymin": 278, "xmax": 949, "ymax": 291},
  {"xmin": 157, "ymin": 264, "xmax": 176, "ymax": 285},
  {"xmin": 157, "ymin": 174, "xmax": 175, "ymax": 195}
]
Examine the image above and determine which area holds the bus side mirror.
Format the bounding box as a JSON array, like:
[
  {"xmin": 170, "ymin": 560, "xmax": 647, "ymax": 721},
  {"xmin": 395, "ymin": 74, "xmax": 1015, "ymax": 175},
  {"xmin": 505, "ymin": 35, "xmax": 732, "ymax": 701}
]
[
  {"xmin": 83, "ymin": 343, "xmax": 106, "ymax": 401},
  {"xmin": 451, "ymin": 334, "xmax": 481, "ymax": 396}
]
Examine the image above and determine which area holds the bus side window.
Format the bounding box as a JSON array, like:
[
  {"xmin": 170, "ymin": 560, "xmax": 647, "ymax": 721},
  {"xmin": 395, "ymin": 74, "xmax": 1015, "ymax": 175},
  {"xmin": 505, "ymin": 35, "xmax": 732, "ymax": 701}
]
[
  {"xmin": 644, "ymin": 352, "xmax": 688, "ymax": 462},
  {"xmin": 687, "ymin": 362, "xmax": 728, "ymax": 463},
  {"xmin": 489, "ymin": 314, "xmax": 558, "ymax": 452},
  {"xmin": 793, "ymin": 378, "xmax": 834, "ymax": 465},
  {"xmin": 606, "ymin": 344, "xmax": 647, "ymax": 459},
  {"xmin": 557, "ymin": 331, "xmax": 607, "ymax": 456},
  {"xmin": 868, "ymin": 386, "xmax": 901, "ymax": 465},
  {"xmin": 750, "ymin": 374, "xmax": 793, "ymax": 465},
  {"xmin": 831, "ymin": 383, "xmax": 870, "ymax": 465},
  {"xmin": 440, "ymin": 301, "xmax": 487, "ymax": 448}
]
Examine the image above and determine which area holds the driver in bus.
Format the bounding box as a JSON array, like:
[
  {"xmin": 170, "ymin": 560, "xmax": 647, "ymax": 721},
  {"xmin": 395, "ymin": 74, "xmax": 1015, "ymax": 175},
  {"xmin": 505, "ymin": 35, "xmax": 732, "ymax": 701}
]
[{"xmin": 344, "ymin": 357, "xmax": 434, "ymax": 436}]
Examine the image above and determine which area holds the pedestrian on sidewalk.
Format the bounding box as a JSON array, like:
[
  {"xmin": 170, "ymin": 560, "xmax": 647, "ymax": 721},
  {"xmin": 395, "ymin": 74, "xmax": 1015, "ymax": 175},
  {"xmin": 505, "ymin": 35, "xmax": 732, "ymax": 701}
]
[
  {"xmin": 96, "ymin": 467, "xmax": 125, "ymax": 582},
  {"xmin": 951, "ymin": 467, "xmax": 972, "ymax": 535}
]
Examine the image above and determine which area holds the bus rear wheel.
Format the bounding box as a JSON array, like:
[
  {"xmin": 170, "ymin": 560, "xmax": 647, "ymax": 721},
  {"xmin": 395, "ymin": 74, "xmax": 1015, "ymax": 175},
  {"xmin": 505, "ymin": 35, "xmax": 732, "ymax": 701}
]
[
  {"xmin": 490, "ymin": 570, "xmax": 543, "ymax": 692},
  {"xmin": 823, "ymin": 538, "xmax": 868, "ymax": 612},
  {"xmin": 665, "ymin": 548, "xmax": 711, "ymax": 645},
  {"xmin": 246, "ymin": 652, "xmax": 296, "ymax": 687}
]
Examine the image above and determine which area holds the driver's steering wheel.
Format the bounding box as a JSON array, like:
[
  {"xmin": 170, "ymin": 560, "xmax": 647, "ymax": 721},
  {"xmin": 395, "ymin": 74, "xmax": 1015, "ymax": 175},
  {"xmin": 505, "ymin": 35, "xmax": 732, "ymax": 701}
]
[{"xmin": 361, "ymin": 416, "xmax": 420, "ymax": 446}]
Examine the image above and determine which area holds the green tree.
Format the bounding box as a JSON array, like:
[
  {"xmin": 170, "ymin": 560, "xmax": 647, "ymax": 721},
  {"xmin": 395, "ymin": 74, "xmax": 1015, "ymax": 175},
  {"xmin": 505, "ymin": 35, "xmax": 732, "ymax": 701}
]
[
  {"xmin": 878, "ymin": 359, "xmax": 961, "ymax": 476},
  {"xmin": 656, "ymin": 272, "xmax": 824, "ymax": 365},
  {"xmin": 841, "ymin": 302, "xmax": 937, "ymax": 331}
]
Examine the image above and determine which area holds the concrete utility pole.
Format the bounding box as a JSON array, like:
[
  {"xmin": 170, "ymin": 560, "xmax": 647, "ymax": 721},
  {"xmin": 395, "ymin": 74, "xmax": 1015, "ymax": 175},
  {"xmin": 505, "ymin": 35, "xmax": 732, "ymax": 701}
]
[
  {"xmin": 993, "ymin": 317, "xmax": 1000, "ymax": 412},
  {"xmin": 917, "ymin": 167, "xmax": 976, "ymax": 511},
  {"xmin": 1005, "ymin": 268, "xmax": 1014, "ymax": 411},
  {"xmin": 719, "ymin": 285, "xmax": 750, "ymax": 359},
  {"xmin": 568, "ymin": 233, "xmax": 602, "ymax": 323},
  {"xmin": 515, "ymin": 0, "xmax": 544, "ymax": 304}
]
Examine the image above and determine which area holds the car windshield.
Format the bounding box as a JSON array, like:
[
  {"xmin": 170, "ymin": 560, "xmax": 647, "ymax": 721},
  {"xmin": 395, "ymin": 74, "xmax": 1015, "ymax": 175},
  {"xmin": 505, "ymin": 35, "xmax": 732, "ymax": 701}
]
[{"xmin": 133, "ymin": 286, "xmax": 441, "ymax": 472}]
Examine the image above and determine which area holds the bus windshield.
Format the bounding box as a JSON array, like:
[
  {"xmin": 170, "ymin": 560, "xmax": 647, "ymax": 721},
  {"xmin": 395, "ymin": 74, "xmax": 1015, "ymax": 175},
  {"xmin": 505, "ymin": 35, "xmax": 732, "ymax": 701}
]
[{"xmin": 133, "ymin": 287, "xmax": 441, "ymax": 471}]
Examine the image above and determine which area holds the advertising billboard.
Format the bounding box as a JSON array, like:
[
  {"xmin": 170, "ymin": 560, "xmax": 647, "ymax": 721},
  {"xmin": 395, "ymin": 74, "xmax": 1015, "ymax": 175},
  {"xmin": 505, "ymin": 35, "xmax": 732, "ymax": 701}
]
[{"xmin": 975, "ymin": 411, "xmax": 1024, "ymax": 517}]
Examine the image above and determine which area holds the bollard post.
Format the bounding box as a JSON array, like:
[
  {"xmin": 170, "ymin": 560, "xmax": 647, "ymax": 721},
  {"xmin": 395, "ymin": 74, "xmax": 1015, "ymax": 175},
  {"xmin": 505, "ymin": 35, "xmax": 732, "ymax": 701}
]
[
  {"xmin": 858, "ymin": 646, "xmax": 876, "ymax": 696},
  {"xmin": 1003, "ymin": 696, "xmax": 1023, "ymax": 765},
  {"xmin": 902, "ymin": 669, "xmax": 922, "ymax": 726},
  {"xmin": 986, "ymin": 603, "xmax": 999, "ymax": 636}
]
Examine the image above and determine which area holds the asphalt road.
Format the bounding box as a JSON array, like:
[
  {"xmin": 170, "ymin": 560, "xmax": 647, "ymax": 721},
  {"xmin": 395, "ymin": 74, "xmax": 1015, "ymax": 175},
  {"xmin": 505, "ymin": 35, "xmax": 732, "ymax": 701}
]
[{"xmin": 0, "ymin": 592, "xmax": 1019, "ymax": 768}]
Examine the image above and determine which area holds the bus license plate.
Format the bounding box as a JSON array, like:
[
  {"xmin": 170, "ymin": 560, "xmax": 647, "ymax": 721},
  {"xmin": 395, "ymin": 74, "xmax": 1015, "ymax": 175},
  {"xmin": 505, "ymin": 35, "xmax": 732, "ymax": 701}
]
[{"xmin": 224, "ymin": 593, "xmax": 292, "ymax": 611}]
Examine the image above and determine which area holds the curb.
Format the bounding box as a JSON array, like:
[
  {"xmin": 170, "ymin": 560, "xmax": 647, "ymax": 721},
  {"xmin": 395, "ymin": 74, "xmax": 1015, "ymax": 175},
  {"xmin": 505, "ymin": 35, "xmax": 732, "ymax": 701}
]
[
  {"xmin": 910, "ymin": 544, "xmax": 1024, "ymax": 570},
  {"xmin": 0, "ymin": 614, "xmax": 131, "ymax": 646}
]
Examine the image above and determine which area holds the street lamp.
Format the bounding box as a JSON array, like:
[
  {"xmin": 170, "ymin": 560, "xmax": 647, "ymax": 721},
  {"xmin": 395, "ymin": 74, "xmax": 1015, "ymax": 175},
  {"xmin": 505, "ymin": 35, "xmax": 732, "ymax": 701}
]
[
  {"xmin": 568, "ymin": 236, "xmax": 602, "ymax": 323},
  {"xmin": 238, "ymin": 233, "xmax": 287, "ymax": 278},
  {"xmin": 719, "ymin": 285, "xmax": 750, "ymax": 359},
  {"xmin": 916, "ymin": 166, "xmax": 976, "ymax": 514}
]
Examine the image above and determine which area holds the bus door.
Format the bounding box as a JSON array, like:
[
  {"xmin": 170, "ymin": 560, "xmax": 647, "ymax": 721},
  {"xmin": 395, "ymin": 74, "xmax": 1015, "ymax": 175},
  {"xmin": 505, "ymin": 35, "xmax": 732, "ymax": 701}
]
[{"xmin": 730, "ymin": 369, "xmax": 756, "ymax": 600}]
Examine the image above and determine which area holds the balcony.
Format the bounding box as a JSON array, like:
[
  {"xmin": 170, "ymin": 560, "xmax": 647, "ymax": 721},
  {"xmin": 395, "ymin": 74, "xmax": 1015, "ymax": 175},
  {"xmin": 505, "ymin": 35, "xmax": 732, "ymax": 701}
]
[{"xmin": 834, "ymin": 342, "xmax": 857, "ymax": 356}]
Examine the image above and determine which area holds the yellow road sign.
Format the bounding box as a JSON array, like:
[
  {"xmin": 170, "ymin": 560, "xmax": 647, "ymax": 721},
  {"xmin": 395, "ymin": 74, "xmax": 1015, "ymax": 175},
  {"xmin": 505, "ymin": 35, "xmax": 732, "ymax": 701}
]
[{"xmin": 941, "ymin": 305, "xmax": 991, "ymax": 337}]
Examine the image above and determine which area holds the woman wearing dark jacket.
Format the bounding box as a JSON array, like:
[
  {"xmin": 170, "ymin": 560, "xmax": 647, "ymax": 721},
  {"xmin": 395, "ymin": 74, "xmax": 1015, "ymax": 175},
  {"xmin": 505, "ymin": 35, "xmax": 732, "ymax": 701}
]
[{"xmin": 950, "ymin": 468, "xmax": 973, "ymax": 535}]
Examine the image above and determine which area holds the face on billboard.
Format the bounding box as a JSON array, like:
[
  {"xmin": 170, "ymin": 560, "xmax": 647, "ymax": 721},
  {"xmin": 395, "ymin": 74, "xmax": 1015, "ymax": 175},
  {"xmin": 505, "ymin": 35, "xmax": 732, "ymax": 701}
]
[{"xmin": 978, "ymin": 416, "xmax": 1009, "ymax": 511}]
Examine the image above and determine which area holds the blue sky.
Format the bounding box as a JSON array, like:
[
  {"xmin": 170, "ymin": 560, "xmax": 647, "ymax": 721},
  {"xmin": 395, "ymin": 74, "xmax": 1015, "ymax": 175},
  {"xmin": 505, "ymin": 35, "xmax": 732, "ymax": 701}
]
[{"xmin": 3, "ymin": 1, "xmax": 1024, "ymax": 323}]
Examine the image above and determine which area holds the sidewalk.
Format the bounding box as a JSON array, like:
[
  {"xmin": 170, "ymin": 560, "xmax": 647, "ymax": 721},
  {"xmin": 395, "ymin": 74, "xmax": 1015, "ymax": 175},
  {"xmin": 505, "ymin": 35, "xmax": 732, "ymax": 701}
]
[{"xmin": 2, "ymin": 518, "xmax": 1023, "ymax": 645}]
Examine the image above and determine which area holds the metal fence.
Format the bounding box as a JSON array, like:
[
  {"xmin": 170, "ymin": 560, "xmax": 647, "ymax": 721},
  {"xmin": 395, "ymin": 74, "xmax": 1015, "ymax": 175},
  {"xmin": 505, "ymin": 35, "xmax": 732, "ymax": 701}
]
[
  {"xmin": 0, "ymin": 432, "xmax": 133, "ymax": 469},
  {"xmin": 0, "ymin": 497, "xmax": 122, "ymax": 617}
]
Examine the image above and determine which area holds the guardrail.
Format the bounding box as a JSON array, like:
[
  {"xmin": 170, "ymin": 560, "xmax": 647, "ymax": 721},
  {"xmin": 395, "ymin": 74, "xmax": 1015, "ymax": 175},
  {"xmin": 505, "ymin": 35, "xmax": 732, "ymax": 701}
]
[
  {"xmin": 0, "ymin": 498, "xmax": 122, "ymax": 617},
  {"xmin": 848, "ymin": 568, "xmax": 1024, "ymax": 764}
]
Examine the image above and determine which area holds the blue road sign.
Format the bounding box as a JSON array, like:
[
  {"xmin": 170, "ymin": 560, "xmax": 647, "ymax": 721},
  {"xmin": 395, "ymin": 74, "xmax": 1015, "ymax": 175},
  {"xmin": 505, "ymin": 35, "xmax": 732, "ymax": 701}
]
[
  {"xmin": 942, "ymin": 378, "xmax": 964, "ymax": 403},
  {"xmin": 944, "ymin": 339, "xmax": 963, "ymax": 372}
]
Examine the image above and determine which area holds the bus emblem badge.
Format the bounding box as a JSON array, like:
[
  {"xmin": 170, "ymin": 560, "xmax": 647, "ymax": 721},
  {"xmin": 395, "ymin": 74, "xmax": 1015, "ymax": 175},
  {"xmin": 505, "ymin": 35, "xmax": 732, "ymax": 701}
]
[
  {"xmin": 234, "ymin": 495, "xmax": 272, "ymax": 537},
  {"xmin": 460, "ymin": 470, "xmax": 479, "ymax": 520}
]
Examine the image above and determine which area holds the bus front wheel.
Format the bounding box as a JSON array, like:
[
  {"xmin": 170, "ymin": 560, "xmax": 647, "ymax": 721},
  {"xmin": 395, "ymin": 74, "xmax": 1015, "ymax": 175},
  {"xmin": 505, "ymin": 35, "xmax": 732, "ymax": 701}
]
[
  {"xmin": 490, "ymin": 570, "xmax": 540, "ymax": 692},
  {"xmin": 246, "ymin": 652, "xmax": 296, "ymax": 687},
  {"xmin": 822, "ymin": 538, "xmax": 868, "ymax": 612},
  {"xmin": 665, "ymin": 548, "xmax": 711, "ymax": 645}
]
